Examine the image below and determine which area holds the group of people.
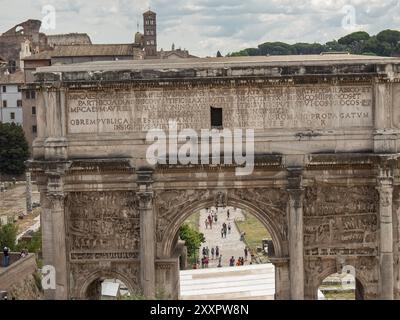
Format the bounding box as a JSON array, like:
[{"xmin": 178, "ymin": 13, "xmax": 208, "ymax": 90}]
[
  {"xmin": 2, "ymin": 246, "xmax": 29, "ymax": 268},
  {"xmin": 229, "ymin": 247, "xmax": 251, "ymax": 267},
  {"xmin": 229, "ymin": 256, "xmax": 246, "ymax": 266},
  {"xmin": 220, "ymin": 222, "xmax": 231, "ymax": 238},
  {"xmin": 195, "ymin": 207, "xmax": 254, "ymax": 269},
  {"xmin": 199, "ymin": 245, "xmax": 223, "ymax": 268},
  {"xmin": 204, "ymin": 210, "xmax": 218, "ymax": 229}
]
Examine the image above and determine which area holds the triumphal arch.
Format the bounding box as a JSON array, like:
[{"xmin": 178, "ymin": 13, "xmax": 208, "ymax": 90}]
[{"xmin": 29, "ymin": 54, "xmax": 400, "ymax": 300}]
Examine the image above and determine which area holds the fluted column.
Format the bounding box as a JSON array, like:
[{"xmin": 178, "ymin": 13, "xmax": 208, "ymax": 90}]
[
  {"xmin": 137, "ymin": 169, "xmax": 155, "ymax": 299},
  {"xmin": 43, "ymin": 164, "xmax": 70, "ymax": 300},
  {"xmin": 287, "ymin": 168, "xmax": 304, "ymax": 300},
  {"xmin": 377, "ymin": 166, "xmax": 394, "ymax": 300}
]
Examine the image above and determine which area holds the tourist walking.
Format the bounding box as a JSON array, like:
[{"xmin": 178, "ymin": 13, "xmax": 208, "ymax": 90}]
[
  {"xmin": 202, "ymin": 247, "xmax": 206, "ymax": 256},
  {"xmin": 215, "ymin": 246, "xmax": 219, "ymax": 258},
  {"xmin": 244, "ymin": 247, "xmax": 248, "ymax": 260},
  {"xmin": 228, "ymin": 223, "xmax": 231, "ymax": 234},
  {"xmin": 229, "ymin": 256, "xmax": 235, "ymax": 267},
  {"xmin": 205, "ymin": 219, "xmax": 209, "ymax": 229},
  {"xmin": 211, "ymin": 247, "xmax": 215, "ymax": 260},
  {"xmin": 218, "ymin": 255, "xmax": 222, "ymax": 267},
  {"xmin": 221, "ymin": 227, "xmax": 224, "ymax": 238}
]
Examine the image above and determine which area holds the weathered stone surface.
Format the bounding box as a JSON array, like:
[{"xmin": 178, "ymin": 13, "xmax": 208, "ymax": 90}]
[
  {"xmin": 65, "ymin": 85, "xmax": 373, "ymax": 134},
  {"xmin": 29, "ymin": 55, "xmax": 400, "ymax": 300}
]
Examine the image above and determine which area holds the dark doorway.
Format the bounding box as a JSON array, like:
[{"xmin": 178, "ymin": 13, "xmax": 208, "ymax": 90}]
[{"xmin": 210, "ymin": 107, "xmax": 223, "ymax": 129}]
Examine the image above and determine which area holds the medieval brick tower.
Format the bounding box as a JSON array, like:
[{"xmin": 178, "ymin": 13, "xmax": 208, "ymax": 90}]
[{"xmin": 143, "ymin": 10, "xmax": 157, "ymax": 58}]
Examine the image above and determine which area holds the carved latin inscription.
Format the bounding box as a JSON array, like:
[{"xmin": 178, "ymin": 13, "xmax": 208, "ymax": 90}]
[{"xmin": 67, "ymin": 85, "xmax": 373, "ymax": 133}]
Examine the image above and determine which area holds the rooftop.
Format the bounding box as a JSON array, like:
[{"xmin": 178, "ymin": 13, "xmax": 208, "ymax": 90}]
[
  {"xmin": 24, "ymin": 44, "xmax": 141, "ymax": 61},
  {"xmin": 47, "ymin": 33, "xmax": 92, "ymax": 46},
  {"xmin": 0, "ymin": 70, "xmax": 24, "ymax": 84},
  {"xmin": 36, "ymin": 54, "xmax": 400, "ymax": 73}
]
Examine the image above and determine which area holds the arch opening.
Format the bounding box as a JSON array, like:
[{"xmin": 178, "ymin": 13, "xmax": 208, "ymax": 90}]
[
  {"xmin": 161, "ymin": 196, "xmax": 285, "ymax": 260},
  {"xmin": 172, "ymin": 203, "xmax": 280, "ymax": 300},
  {"xmin": 79, "ymin": 271, "xmax": 137, "ymax": 300},
  {"xmin": 317, "ymin": 265, "xmax": 365, "ymax": 300},
  {"xmin": 84, "ymin": 277, "xmax": 133, "ymax": 300}
]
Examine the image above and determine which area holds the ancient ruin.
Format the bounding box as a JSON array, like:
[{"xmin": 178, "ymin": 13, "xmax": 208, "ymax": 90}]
[{"xmin": 29, "ymin": 54, "xmax": 400, "ymax": 300}]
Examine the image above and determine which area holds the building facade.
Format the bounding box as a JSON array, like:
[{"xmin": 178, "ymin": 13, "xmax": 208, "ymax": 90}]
[{"xmin": 0, "ymin": 71, "xmax": 23, "ymax": 124}]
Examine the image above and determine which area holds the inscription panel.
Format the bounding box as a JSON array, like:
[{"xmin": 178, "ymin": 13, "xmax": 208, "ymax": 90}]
[{"xmin": 67, "ymin": 85, "xmax": 373, "ymax": 134}]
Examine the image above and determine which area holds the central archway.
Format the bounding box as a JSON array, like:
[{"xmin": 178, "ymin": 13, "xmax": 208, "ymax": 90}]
[
  {"xmin": 159, "ymin": 195, "xmax": 287, "ymax": 259},
  {"xmin": 155, "ymin": 188, "xmax": 290, "ymax": 300}
]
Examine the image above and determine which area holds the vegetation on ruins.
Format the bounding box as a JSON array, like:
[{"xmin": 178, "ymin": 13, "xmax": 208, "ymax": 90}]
[
  {"xmin": 0, "ymin": 123, "xmax": 29, "ymax": 175},
  {"xmin": 16, "ymin": 228, "xmax": 42, "ymax": 256},
  {"xmin": 227, "ymin": 29, "xmax": 400, "ymax": 57},
  {"xmin": 0, "ymin": 223, "xmax": 41, "ymax": 256},
  {"xmin": 0, "ymin": 223, "xmax": 18, "ymax": 250}
]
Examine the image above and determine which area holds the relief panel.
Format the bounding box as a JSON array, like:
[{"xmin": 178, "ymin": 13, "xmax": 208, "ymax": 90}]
[
  {"xmin": 65, "ymin": 191, "xmax": 140, "ymax": 259},
  {"xmin": 304, "ymin": 186, "xmax": 378, "ymax": 254}
]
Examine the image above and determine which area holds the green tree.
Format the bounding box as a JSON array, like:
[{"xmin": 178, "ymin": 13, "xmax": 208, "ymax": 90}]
[
  {"xmin": 292, "ymin": 43, "xmax": 325, "ymax": 55},
  {"xmin": 324, "ymin": 40, "xmax": 348, "ymax": 52},
  {"xmin": 228, "ymin": 48, "xmax": 259, "ymax": 57},
  {"xmin": 0, "ymin": 123, "xmax": 29, "ymax": 175},
  {"xmin": 362, "ymin": 36, "xmax": 380, "ymax": 55},
  {"xmin": 0, "ymin": 223, "xmax": 18, "ymax": 250},
  {"xmin": 179, "ymin": 223, "xmax": 205, "ymax": 259},
  {"xmin": 227, "ymin": 29, "xmax": 400, "ymax": 58},
  {"xmin": 258, "ymin": 42, "xmax": 294, "ymax": 55},
  {"xmin": 216, "ymin": 50, "xmax": 223, "ymax": 57},
  {"xmin": 376, "ymin": 30, "xmax": 400, "ymax": 46},
  {"xmin": 338, "ymin": 31, "xmax": 370, "ymax": 45}
]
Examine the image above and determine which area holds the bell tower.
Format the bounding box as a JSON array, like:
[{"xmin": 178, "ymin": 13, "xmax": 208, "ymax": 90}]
[{"xmin": 143, "ymin": 10, "xmax": 157, "ymax": 58}]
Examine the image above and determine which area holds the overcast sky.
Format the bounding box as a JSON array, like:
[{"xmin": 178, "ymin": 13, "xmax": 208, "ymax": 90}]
[{"xmin": 1, "ymin": 0, "xmax": 400, "ymax": 57}]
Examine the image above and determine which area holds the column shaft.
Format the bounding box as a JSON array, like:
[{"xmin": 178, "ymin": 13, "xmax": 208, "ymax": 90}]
[
  {"xmin": 287, "ymin": 167, "xmax": 304, "ymax": 300},
  {"xmin": 137, "ymin": 170, "xmax": 156, "ymax": 299},
  {"xmin": 377, "ymin": 176, "xmax": 394, "ymax": 300},
  {"xmin": 288, "ymin": 189, "xmax": 304, "ymax": 299}
]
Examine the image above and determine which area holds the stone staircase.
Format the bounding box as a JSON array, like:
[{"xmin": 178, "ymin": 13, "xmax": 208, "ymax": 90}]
[{"xmin": 180, "ymin": 264, "xmax": 275, "ymax": 300}]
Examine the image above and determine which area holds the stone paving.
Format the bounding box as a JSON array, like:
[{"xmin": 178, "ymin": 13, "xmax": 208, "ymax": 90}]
[{"xmin": 198, "ymin": 207, "xmax": 249, "ymax": 268}]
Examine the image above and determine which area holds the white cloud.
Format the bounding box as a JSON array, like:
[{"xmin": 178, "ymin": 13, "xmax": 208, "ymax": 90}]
[{"xmin": 0, "ymin": 0, "xmax": 399, "ymax": 56}]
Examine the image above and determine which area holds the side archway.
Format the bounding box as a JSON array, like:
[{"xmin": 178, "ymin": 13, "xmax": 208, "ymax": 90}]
[
  {"xmin": 77, "ymin": 269, "xmax": 138, "ymax": 300},
  {"xmin": 311, "ymin": 263, "xmax": 368, "ymax": 300}
]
